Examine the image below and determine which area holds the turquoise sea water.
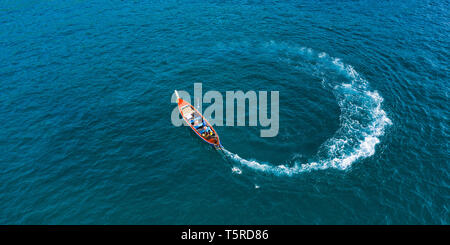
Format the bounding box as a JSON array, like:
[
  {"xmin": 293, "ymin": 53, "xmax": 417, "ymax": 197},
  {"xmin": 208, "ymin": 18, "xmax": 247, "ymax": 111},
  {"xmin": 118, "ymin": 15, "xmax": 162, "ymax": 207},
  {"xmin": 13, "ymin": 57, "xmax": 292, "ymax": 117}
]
[{"xmin": 0, "ymin": 0, "xmax": 448, "ymax": 224}]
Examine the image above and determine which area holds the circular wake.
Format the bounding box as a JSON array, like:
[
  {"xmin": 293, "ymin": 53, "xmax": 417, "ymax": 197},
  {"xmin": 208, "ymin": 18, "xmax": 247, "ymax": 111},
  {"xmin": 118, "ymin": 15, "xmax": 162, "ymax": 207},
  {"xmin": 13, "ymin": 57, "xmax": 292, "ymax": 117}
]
[{"xmin": 223, "ymin": 41, "xmax": 392, "ymax": 176}]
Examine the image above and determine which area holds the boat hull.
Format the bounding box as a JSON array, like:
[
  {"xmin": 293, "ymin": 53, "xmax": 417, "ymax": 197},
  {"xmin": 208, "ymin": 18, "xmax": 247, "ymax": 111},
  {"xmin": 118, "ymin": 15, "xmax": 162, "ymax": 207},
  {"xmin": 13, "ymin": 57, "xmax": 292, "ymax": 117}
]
[{"xmin": 177, "ymin": 98, "xmax": 221, "ymax": 148}]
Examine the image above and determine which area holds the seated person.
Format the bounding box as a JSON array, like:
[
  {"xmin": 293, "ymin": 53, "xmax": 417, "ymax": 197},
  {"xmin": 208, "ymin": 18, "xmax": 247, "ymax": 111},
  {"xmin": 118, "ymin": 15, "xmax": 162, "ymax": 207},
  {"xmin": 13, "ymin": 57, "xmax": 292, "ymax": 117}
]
[{"xmin": 194, "ymin": 122, "xmax": 205, "ymax": 129}]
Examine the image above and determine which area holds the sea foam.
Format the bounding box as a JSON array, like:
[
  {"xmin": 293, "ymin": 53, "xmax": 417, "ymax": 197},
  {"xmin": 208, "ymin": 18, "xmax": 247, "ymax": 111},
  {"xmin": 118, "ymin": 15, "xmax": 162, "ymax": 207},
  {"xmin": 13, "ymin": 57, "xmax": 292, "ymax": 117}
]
[{"xmin": 223, "ymin": 42, "xmax": 392, "ymax": 176}]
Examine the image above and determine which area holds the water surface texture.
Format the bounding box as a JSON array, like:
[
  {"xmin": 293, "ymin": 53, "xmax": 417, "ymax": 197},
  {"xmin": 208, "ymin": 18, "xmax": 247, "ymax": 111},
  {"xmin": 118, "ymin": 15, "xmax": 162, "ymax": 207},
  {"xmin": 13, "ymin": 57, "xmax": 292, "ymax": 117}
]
[{"xmin": 0, "ymin": 0, "xmax": 448, "ymax": 224}]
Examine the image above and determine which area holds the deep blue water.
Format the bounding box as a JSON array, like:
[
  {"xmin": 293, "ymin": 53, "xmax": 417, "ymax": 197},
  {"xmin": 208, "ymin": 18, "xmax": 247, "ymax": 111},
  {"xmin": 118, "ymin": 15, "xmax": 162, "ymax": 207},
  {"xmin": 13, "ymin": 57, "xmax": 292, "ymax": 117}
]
[{"xmin": 0, "ymin": 0, "xmax": 448, "ymax": 224}]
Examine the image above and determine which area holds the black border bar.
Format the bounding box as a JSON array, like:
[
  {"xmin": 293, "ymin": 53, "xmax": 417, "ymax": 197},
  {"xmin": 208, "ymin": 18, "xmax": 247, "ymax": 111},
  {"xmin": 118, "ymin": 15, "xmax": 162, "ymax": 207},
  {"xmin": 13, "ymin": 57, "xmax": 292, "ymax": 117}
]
[{"xmin": 0, "ymin": 225, "xmax": 448, "ymax": 243}]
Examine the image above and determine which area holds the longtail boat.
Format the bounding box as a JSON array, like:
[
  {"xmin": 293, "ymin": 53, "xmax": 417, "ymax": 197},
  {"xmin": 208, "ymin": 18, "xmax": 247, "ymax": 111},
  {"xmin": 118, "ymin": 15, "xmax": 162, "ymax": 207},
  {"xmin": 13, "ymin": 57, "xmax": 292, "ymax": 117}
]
[{"xmin": 175, "ymin": 90, "xmax": 221, "ymax": 148}]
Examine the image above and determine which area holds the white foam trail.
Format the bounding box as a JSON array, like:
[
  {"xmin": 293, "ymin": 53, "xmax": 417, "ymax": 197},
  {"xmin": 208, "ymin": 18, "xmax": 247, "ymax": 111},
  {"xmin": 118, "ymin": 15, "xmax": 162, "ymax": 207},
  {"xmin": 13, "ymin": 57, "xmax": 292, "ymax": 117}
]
[
  {"xmin": 222, "ymin": 41, "xmax": 392, "ymax": 176},
  {"xmin": 223, "ymin": 148, "xmax": 326, "ymax": 176}
]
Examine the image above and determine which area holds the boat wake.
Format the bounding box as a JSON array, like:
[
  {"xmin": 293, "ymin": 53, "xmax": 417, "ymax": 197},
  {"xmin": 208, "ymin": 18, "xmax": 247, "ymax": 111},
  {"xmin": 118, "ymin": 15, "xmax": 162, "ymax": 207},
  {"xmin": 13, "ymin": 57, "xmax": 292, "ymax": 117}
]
[{"xmin": 222, "ymin": 41, "xmax": 392, "ymax": 176}]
